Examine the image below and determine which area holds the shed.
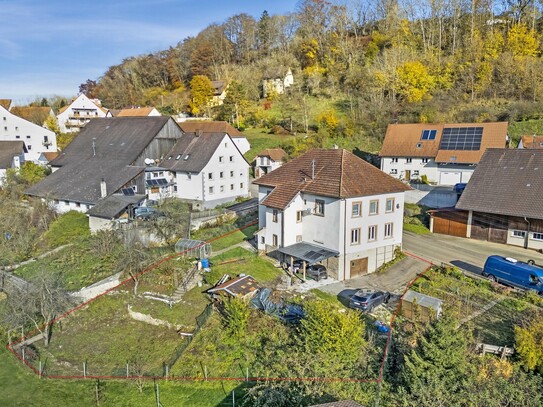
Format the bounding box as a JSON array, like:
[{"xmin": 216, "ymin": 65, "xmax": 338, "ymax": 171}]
[
  {"xmin": 401, "ymin": 290, "xmax": 443, "ymax": 322},
  {"xmin": 207, "ymin": 275, "xmax": 261, "ymax": 299}
]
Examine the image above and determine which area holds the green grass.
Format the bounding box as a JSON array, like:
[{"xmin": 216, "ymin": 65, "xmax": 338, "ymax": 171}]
[
  {"xmin": 209, "ymin": 224, "xmax": 257, "ymax": 251},
  {"xmin": 0, "ymin": 345, "xmax": 244, "ymax": 406},
  {"xmin": 241, "ymin": 127, "xmax": 293, "ymax": 162},
  {"xmin": 40, "ymin": 211, "xmax": 90, "ymax": 250},
  {"xmin": 508, "ymin": 119, "xmax": 543, "ymax": 147},
  {"xmin": 403, "ymin": 223, "xmax": 431, "ymax": 235},
  {"xmin": 310, "ymin": 289, "xmax": 346, "ymax": 308}
]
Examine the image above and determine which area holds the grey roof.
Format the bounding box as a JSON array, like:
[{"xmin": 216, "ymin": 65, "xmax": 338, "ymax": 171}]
[
  {"xmin": 403, "ymin": 290, "xmax": 443, "ymax": 309},
  {"xmin": 310, "ymin": 401, "xmax": 364, "ymax": 407},
  {"xmin": 456, "ymin": 149, "xmax": 543, "ymax": 220},
  {"xmin": 277, "ymin": 242, "xmax": 339, "ymax": 264},
  {"xmin": 26, "ymin": 117, "xmax": 175, "ymax": 203},
  {"xmin": 0, "ymin": 141, "xmax": 26, "ymax": 168},
  {"xmin": 159, "ymin": 132, "xmax": 226, "ymax": 173},
  {"xmin": 87, "ymin": 194, "xmax": 145, "ymax": 219}
]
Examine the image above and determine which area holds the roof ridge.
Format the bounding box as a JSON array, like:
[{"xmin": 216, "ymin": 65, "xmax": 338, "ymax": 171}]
[{"xmin": 339, "ymin": 149, "xmax": 345, "ymax": 197}]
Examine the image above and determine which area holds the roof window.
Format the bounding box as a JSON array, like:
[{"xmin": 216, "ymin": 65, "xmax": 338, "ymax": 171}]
[
  {"xmin": 184, "ymin": 154, "xmax": 190, "ymax": 160},
  {"xmin": 421, "ymin": 129, "xmax": 437, "ymax": 140},
  {"xmin": 176, "ymin": 154, "xmax": 181, "ymax": 160}
]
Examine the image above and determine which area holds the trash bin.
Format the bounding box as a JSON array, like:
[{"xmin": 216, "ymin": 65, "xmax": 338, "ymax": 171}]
[{"xmin": 201, "ymin": 258, "xmax": 210, "ymax": 269}]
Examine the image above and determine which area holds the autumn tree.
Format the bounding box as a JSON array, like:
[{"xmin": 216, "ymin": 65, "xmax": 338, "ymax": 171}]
[
  {"xmin": 515, "ymin": 318, "xmax": 543, "ymax": 372},
  {"xmin": 189, "ymin": 75, "xmax": 214, "ymax": 117}
]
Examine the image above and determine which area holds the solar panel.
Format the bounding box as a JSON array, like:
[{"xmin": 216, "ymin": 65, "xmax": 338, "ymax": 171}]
[
  {"xmin": 145, "ymin": 180, "xmax": 153, "ymax": 187},
  {"xmin": 439, "ymin": 127, "xmax": 483, "ymax": 150},
  {"xmin": 121, "ymin": 188, "xmax": 135, "ymax": 196},
  {"xmin": 157, "ymin": 178, "xmax": 168, "ymax": 185},
  {"xmin": 421, "ymin": 129, "xmax": 437, "ymax": 140}
]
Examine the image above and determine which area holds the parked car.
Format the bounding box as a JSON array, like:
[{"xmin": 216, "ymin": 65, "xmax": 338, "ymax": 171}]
[
  {"xmin": 482, "ymin": 255, "xmax": 543, "ymax": 294},
  {"xmin": 306, "ymin": 264, "xmax": 328, "ymax": 281},
  {"xmin": 349, "ymin": 289, "xmax": 390, "ymax": 312},
  {"xmin": 135, "ymin": 207, "xmax": 163, "ymax": 220}
]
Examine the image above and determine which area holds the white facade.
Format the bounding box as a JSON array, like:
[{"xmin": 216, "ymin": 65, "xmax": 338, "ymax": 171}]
[
  {"xmin": 144, "ymin": 168, "xmax": 175, "ymax": 201},
  {"xmin": 507, "ymin": 229, "xmax": 543, "ymax": 252},
  {"xmin": 262, "ymin": 68, "xmax": 294, "ymax": 98},
  {"xmin": 232, "ymin": 136, "xmax": 250, "ymax": 155},
  {"xmin": 50, "ymin": 199, "xmax": 93, "ymax": 214},
  {"xmin": 255, "ymin": 155, "xmax": 284, "ymax": 178},
  {"xmin": 57, "ymin": 94, "xmax": 108, "ymax": 133},
  {"xmin": 381, "ymin": 156, "xmax": 475, "ymax": 185},
  {"xmin": 257, "ymin": 186, "xmax": 405, "ymax": 280},
  {"xmin": 0, "ymin": 105, "xmax": 57, "ymax": 162},
  {"xmin": 172, "ymin": 135, "xmax": 250, "ymax": 208}
]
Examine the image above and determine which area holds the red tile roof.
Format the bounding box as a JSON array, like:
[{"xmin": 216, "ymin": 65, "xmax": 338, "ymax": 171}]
[
  {"xmin": 520, "ymin": 135, "xmax": 543, "ymax": 149},
  {"xmin": 116, "ymin": 107, "xmax": 158, "ymax": 117},
  {"xmin": 256, "ymin": 148, "xmax": 287, "ymax": 162},
  {"xmin": 254, "ymin": 149, "xmax": 410, "ymax": 209},
  {"xmin": 178, "ymin": 121, "xmax": 243, "ymax": 137}
]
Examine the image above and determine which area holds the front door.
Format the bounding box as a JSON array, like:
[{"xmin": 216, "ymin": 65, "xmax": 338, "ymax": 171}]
[
  {"xmin": 350, "ymin": 257, "xmax": 368, "ymax": 278},
  {"xmin": 404, "ymin": 170, "xmax": 411, "ymax": 181}
]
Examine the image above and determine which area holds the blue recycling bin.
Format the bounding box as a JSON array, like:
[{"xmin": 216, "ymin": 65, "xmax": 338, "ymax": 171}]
[{"xmin": 201, "ymin": 258, "xmax": 210, "ymax": 269}]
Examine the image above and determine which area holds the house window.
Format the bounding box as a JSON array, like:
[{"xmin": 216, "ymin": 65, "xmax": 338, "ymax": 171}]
[
  {"xmin": 351, "ymin": 228, "xmax": 361, "ymax": 245},
  {"xmin": 64, "ymin": 200, "xmax": 69, "ymax": 205},
  {"xmin": 406, "ymin": 158, "xmax": 412, "ymax": 164},
  {"xmin": 314, "ymin": 199, "xmax": 325, "ymax": 216},
  {"xmin": 240, "ymin": 182, "xmax": 244, "ymax": 189},
  {"xmin": 272, "ymin": 234, "xmax": 278, "ymax": 247},
  {"xmin": 230, "ymin": 156, "xmax": 234, "ymax": 162},
  {"xmin": 219, "ymin": 156, "xmax": 224, "ymax": 163},
  {"xmin": 413, "ymin": 170, "xmax": 419, "ymax": 176},
  {"xmin": 272, "ymin": 209, "xmax": 278, "ymax": 223},
  {"xmin": 352, "ymin": 202, "xmax": 362, "ymax": 217},
  {"xmin": 15, "ymin": 135, "xmax": 20, "ymax": 139},
  {"xmin": 386, "ymin": 198, "xmax": 395, "ymax": 213},
  {"xmin": 512, "ymin": 230, "xmax": 526, "ymax": 238},
  {"xmin": 296, "ymin": 210, "xmax": 303, "ymax": 223},
  {"xmin": 296, "ymin": 235, "xmax": 303, "ymax": 242},
  {"xmin": 533, "ymin": 232, "xmax": 543, "ymax": 241},
  {"xmin": 391, "ymin": 158, "xmax": 398, "ymax": 163},
  {"xmin": 26, "ymin": 135, "xmax": 31, "ymax": 139},
  {"xmin": 220, "ymin": 185, "xmax": 224, "ymax": 192},
  {"xmin": 3, "ymin": 126, "xmax": 7, "ymax": 131},
  {"xmin": 261, "ymin": 236, "xmax": 265, "ymax": 244},
  {"xmin": 220, "ymin": 171, "xmax": 224, "ymax": 178},
  {"xmin": 384, "ymin": 222, "xmax": 393, "ymax": 238},
  {"xmin": 230, "ymin": 170, "xmax": 234, "ymax": 177},
  {"xmin": 27, "ymin": 145, "xmax": 31, "ymax": 150},
  {"xmin": 187, "ymin": 173, "xmax": 192, "ymax": 180},
  {"xmin": 369, "ymin": 200, "xmax": 379, "ymax": 215},
  {"xmin": 422, "ymin": 158, "xmax": 429, "ymax": 164},
  {"xmin": 368, "ymin": 225, "xmax": 377, "ymax": 241},
  {"xmin": 54, "ymin": 199, "xmax": 59, "ymax": 205},
  {"xmin": 230, "ymin": 184, "xmax": 234, "ymax": 190},
  {"xmin": 209, "ymin": 186, "xmax": 214, "ymax": 194},
  {"xmin": 75, "ymin": 202, "xmax": 81, "ymax": 208},
  {"xmin": 390, "ymin": 169, "xmax": 398, "ymax": 175},
  {"xmin": 208, "ymin": 173, "xmax": 213, "ymax": 180}
]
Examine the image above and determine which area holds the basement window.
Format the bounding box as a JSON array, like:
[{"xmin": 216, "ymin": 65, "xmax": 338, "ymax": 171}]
[{"xmin": 512, "ymin": 230, "xmax": 526, "ymax": 238}]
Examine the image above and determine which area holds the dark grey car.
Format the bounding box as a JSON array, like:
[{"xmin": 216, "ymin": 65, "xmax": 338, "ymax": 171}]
[{"xmin": 349, "ymin": 289, "xmax": 390, "ymax": 312}]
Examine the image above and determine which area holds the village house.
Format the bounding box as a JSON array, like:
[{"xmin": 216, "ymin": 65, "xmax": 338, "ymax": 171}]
[
  {"xmin": 178, "ymin": 120, "xmax": 250, "ymax": 155},
  {"xmin": 254, "ymin": 148, "xmax": 410, "ymax": 280},
  {"xmin": 9, "ymin": 105, "xmax": 55, "ymax": 127},
  {"xmin": 262, "ymin": 68, "xmax": 294, "ymax": 98},
  {"xmin": 380, "ymin": 122, "xmax": 508, "ymax": 185},
  {"xmin": 253, "ymin": 148, "xmax": 287, "ymax": 178},
  {"xmin": 0, "ymin": 141, "xmax": 26, "ymax": 186},
  {"xmin": 210, "ymin": 80, "xmax": 228, "ymax": 106},
  {"xmin": 56, "ymin": 94, "xmax": 109, "ymax": 133},
  {"xmin": 518, "ymin": 135, "xmax": 543, "ymax": 149},
  {"xmin": 112, "ymin": 107, "xmax": 161, "ymax": 117},
  {"xmin": 0, "ymin": 103, "xmax": 57, "ymax": 162},
  {"xmin": 26, "ymin": 117, "xmax": 184, "ymax": 217},
  {"xmin": 159, "ymin": 130, "xmax": 250, "ymax": 209}
]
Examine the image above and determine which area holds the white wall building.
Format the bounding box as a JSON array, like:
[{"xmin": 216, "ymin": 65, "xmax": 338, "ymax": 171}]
[
  {"xmin": 254, "ymin": 148, "xmax": 287, "ymax": 178},
  {"xmin": 160, "ymin": 132, "xmax": 250, "ymax": 209},
  {"xmin": 262, "ymin": 68, "xmax": 294, "ymax": 98},
  {"xmin": 380, "ymin": 122, "xmax": 508, "ymax": 186},
  {"xmin": 57, "ymin": 94, "xmax": 109, "ymax": 133},
  {"xmin": 0, "ymin": 105, "xmax": 56, "ymax": 162},
  {"xmin": 254, "ymin": 149, "xmax": 410, "ymax": 280},
  {"xmin": 0, "ymin": 140, "xmax": 26, "ymax": 186}
]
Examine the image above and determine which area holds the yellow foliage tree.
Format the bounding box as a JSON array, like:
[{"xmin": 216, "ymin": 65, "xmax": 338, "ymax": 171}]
[
  {"xmin": 396, "ymin": 61, "xmax": 435, "ymax": 103},
  {"xmin": 317, "ymin": 109, "xmax": 339, "ymax": 132},
  {"xmin": 188, "ymin": 75, "xmax": 213, "ymax": 117},
  {"xmin": 507, "ymin": 24, "xmax": 540, "ymax": 58},
  {"xmin": 515, "ymin": 319, "xmax": 543, "ymax": 371}
]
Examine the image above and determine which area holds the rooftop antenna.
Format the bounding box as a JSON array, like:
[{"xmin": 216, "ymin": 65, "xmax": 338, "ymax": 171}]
[
  {"xmin": 92, "ymin": 138, "xmax": 96, "ymax": 156},
  {"xmin": 311, "ymin": 159, "xmax": 315, "ymax": 179}
]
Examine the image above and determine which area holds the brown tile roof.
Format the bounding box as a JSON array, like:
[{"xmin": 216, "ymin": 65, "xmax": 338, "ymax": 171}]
[
  {"xmin": 116, "ymin": 107, "xmax": 157, "ymax": 117},
  {"xmin": 178, "ymin": 121, "xmax": 243, "ymax": 137},
  {"xmin": 456, "ymin": 149, "xmax": 543, "ymax": 220},
  {"xmin": 254, "ymin": 149, "xmax": 411, "ymax": 209},
  {"xmin": 0, "ymin": 99, "xmax": 12, "ymax": 110},
  {"xmin": 211, "ymin": 80, "xmax": 226, "ymax": 95},
  {"xmin": 42, "ymin": 151, "xmax": 60, "ymax": 162},
  {"xmin": 10, "ymin": 106, "xmax": 52, "ymax": 125},
  {"xmin": 0, "ymin": 141, "xmax": 26, "ymax": 168},
  {"xmin": 207, "ymin": 275, "xmax": 261, "ymax": 297},
  {"xmin": 256, "ymin": 148, "xmax": 287, "ymax": 162},
  {"xmin": 381, "ymin": 122, "xmax": 508, "ymax": 164},
  {"xmin": 58, "ymin": 105, "xmax": 69, "ymax": 114},
  {"xmin": 520, "ymin": 135, "xmax": 543, "ymax": 149}
]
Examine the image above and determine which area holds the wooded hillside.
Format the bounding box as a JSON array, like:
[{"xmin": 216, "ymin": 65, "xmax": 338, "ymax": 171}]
[{"xmin": 81, "ymin": 0, "xmax": 543, "ymax": 150}]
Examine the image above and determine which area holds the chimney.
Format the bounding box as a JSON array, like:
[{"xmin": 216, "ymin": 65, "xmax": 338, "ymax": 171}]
[{"xmin": 100, "ymin": 178, "xmax": 107, "ymax": 198}]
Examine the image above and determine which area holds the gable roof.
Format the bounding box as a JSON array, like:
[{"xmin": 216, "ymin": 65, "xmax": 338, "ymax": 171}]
[
  {"xmin": 207, "ymin": 274, "xmax": 261, "ymax": 297},
  {"xmin": 41, "ymin": 151, "xmax": 60, "ymax": 162},
  {"xmin": 0, "ymin": 99, "xmax": 12, "ymax": 110},
  {"xmin": 26, "ymin": 117, "xmax": 174, "ymax": 204},
  {"xmin": 0, "ymin": 141, "xmax": 26, "ymax": 168},
  {"xmin": 211, "ymin": 80, "xmax": 226, "ymax": 95},
  {"xmin": 159, "ymin": 132, "xmax": 227, "ymax": 173},
  {"xmin": 254, "ymin": 149, "xmax": 410, "ymax": 209},
  {"xmin": 116, "ymin": 107, "xmax": 158, "ymax": 117},
  {"xmin": 178, "ymin": 121, "xmax": 243, "ymax": 137},
  {"xmin": 520, "ymin": 135, "xmax": 543, "ymax": 149},
  {"xmin": 256, "ymin": 148, "xmax": 287, "ymax": 162},
  {"xmin": 10, "ymin": 106, "xmax": 52, "ymax": 125},
  {"xmin": 456, "ymin": 149, "xmax": 543, "ymax": 220},
  {"xmin": 381, "ymin": 122, "xmax": 508, "ymax": 164}
]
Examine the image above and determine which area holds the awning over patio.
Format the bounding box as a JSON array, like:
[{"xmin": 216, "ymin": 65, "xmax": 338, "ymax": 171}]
[{"xmin": 277, "ymin": 242, "xmax": 339, "ymax": 264}]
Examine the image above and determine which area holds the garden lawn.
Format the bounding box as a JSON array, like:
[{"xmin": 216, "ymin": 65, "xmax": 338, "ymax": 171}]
[
  {"xmin": 241, "ymin": 127, "xmax": 293, "ymax": 162},
  {"xmin": 403, "ymin": 223, "xmax": 431, "ymax": 235},
  {"xmin": 208, "ymin": 224, "xmax": 258, "ymax": 251}
]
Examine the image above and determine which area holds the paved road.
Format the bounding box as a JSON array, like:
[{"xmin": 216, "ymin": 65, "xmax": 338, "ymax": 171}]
[{"xmin": 403, "ymin": 232, "xmax": 543, "ymax": 275}]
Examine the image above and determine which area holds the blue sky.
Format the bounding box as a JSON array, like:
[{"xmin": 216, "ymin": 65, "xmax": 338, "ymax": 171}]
[{"xmin": 0, "ymin": 0, "xmax": 298, "ymax": 104}]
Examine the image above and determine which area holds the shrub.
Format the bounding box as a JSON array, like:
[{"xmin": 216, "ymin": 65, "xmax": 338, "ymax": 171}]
[{"xmin": 41, "ymin": 211, "xmax": 90, "ymax": 248}]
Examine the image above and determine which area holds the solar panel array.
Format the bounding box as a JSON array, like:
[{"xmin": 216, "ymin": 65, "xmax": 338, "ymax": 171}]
[
  {"xmin": 439, "ymin": 127, "xmax": 483, "ymax": 150},
  {"xmin": 121, "ymin": 188, "xmax": 135, "ymax": 196},
  {"xmin": 145, "ymin": 178, "xmax": 168, "ymax": 187}
]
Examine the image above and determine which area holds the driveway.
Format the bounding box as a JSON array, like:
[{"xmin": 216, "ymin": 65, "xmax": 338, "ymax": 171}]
[{"xmin": 403, "ymin": 231, "xmax": 543, "ymax": 275}]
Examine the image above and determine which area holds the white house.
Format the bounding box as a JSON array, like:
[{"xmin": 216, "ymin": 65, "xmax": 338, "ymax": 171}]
[
  {"xmin": 253, "ymin": 148, "xmax": 411, "ymax": 280},
  {"xmin": 0, "ymin": 140, "xmax": 26, "ymax": 186},
  {"xmin": 380, "ymin": 122, "xmax": 508, "ymax": 185},
  {"xmin": 210, "ymin": 81, "xmax": 228, "ymax": 106},
  {"xmin": 254, "ymin": 148, "xmax": 287, "ymax": 178},
  {"xmin": 262, "ymin": 68, "xmax": 294, "ymax": 98},
  {"xmin": 159, "ymin": 132, "xmax": 250, "ymax": 209},
  {"xmin": 178, "ymin": 121, "xmax": 250, "ymax": 155},
  {"xmin": 0, "ymin": 104, "xmax": 57, "ymax": 162},
  {"xmin": 144, "ymin": 166, "xmax": 175, "ymax": 201},
  {"xmin": 56, "ymin": 94, "xmax": 109, "ymax": 133}
]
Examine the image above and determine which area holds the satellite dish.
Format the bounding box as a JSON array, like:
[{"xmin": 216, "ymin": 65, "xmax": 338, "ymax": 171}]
[{"xmin": 144, "ymin": 158, "xmax": 153, "ymax": 165}]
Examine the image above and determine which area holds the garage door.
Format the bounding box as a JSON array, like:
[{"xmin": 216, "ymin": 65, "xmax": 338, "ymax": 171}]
[
  {"xmin": 433, "ymin": 216, "xmax": 467, "ymax": 237},
  {"xmin": 439, "ymin": 171, "xmax": 461, "ymax": 185},
  {"xmin": 350, "ymin": 257, "xmax": 368, "ymax": 278}
]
